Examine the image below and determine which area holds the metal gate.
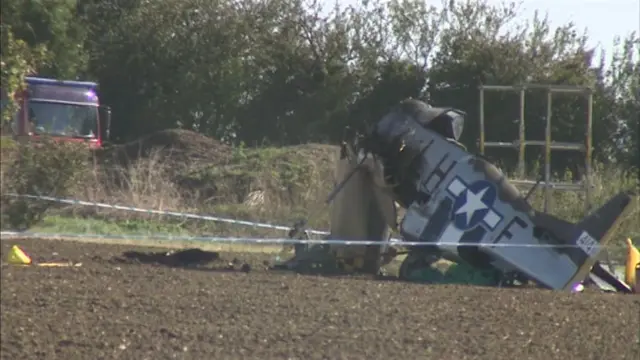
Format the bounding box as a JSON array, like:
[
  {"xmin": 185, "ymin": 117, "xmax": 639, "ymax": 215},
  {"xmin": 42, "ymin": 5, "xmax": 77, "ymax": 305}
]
[{"xmin": 477, "ymin": 84, "xmax": 593, "ymax": 214}]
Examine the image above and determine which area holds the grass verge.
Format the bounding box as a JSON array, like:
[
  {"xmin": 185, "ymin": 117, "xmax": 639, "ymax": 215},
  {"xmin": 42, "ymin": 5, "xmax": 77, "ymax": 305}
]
[{"xmin": 7, "ymin": 215, "xmax": 292, "ymax": 254}]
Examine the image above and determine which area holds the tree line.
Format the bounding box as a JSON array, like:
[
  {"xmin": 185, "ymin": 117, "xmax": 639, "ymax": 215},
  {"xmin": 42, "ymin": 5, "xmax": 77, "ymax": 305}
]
[{"xmin": 1, "ymin": 0, "xmax": 638, "ymax": 175}]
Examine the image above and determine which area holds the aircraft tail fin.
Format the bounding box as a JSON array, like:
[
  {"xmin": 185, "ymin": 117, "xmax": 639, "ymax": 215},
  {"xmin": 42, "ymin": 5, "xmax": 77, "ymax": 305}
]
[
  {"xmin": 575, "ymin": 192, "xmax": 635, "ymax": 244},
  {"xmin": 563, "ymin": 191, "xmax": 636, "ymax": 290}
]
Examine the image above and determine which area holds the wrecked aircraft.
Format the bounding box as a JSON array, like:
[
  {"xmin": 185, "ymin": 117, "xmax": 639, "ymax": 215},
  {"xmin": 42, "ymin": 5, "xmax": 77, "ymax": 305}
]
[{"xmin": 278, "ymin": 99, "xmax": 639, "ymax": 293}]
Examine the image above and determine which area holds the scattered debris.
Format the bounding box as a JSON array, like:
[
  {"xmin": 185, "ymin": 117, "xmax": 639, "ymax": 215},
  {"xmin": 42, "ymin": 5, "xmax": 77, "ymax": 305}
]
[{"xmin": 116, "ymin": 248, "xmax": 220, "ymax": 268}]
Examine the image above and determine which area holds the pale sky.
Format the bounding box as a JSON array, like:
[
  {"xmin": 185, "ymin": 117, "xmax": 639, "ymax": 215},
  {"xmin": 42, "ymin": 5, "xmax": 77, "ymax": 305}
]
[
  {"xmin": 327, "ymin": 0, "xmax": 639, "ymax": 62},
  {"xmin": 514, "ymin": 0, "xmax": 639, "ymax": 56}
]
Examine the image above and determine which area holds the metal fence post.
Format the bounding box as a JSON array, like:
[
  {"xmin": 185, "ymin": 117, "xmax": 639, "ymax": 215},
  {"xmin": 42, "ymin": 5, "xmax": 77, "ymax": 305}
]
[
  {"xmin": 544, "ymin": 89, "xmax": 552, "ymax": 213},
  {"xmin": 585, "ymin": 89, "xmax": 593, "ymax": 214},
  {"xmin": 477, "ymin": 83, "xmax": 593, "ymax": 214},
  {"xmin": 517, "ymin": 87, "xmax": 526, "ymax": 179},
  {"xmin": 479, "ymin": 86, "xmax": 485, "ymax": 154}
]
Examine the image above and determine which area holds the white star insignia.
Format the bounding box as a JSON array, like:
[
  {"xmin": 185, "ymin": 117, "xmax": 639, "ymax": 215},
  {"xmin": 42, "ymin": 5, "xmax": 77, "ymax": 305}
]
[{"xmin": 455, "ymin": 187, "xmax": 488, "ymax": 225}]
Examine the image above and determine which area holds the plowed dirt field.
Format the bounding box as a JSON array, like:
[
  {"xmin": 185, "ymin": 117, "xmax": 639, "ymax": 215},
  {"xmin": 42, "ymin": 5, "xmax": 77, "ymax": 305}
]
[{"xmin": 1, "ymin": 238, "xmax": 639, "ymax": 360}]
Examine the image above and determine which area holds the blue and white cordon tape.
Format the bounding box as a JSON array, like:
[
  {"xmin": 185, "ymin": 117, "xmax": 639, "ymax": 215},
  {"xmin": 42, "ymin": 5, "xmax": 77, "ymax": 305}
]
[
  {"xmin": 5, "ymin": 193, "xmax": 329, "ymax": 235},
  {"xmin": 0, "ymin": 230, "xmax": 619, "ymax": 249},
  {"xmin": 1, "ymin": 193, "xmax": 630, "ymax": 250}
]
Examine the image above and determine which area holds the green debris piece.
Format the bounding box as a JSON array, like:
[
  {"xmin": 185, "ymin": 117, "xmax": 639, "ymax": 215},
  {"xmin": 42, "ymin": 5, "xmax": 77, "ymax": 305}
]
[
  {"xmin": 406, "ymin": 266, "xmax": 447, "ymax": 283},
  {"xmin": 442, "ymin": 263, "xmax": 501, "ymax": 286}
]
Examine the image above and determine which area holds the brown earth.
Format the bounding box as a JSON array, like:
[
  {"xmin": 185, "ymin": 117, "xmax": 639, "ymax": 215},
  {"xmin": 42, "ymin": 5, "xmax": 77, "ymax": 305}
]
[
  {"xmin": 1, "ymin": 238, "xmax": 639, "ymax": 360},
  {"xmin": 95, "ymin": 129, "xmax": 233, "ymax": 167}
]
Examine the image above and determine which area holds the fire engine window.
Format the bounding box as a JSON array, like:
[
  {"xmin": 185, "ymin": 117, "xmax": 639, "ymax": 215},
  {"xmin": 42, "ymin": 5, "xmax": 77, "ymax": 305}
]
[{"xmin": 28, "ymin": 101, "xmax": 98, "ymax": 137}]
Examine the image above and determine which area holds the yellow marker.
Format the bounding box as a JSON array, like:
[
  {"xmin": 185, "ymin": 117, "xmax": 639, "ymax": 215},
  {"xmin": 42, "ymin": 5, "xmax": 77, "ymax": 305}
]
[
  {"xmin": 6, "ymin": 245, "xmax": 32, "ymax": 265},
  {"xmin": 624, "ymin": 238, "xmax": 639, "ymax": 290},
  {"xmin": 36, "ymin": 262, "xmax": 82, "ymax": 267}
]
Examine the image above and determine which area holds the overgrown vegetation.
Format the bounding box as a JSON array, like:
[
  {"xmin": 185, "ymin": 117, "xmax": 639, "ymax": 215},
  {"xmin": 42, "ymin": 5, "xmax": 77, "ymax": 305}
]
[
  {"xmin": 0, "ymin": 134, "xmax": 339, "ymax": 235},
  {"xmin": 0, "ymin": 138, "xmax": 90, "ymax": 230},
  {"xmin": 182, "ymin": 144, "xmax": 336, "ymax": 207}
]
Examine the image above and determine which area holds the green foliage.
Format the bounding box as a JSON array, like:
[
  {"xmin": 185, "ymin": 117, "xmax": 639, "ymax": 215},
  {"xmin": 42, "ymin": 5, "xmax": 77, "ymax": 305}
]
[
  {"xmin": 1, "ymin": 0, "xmax": 89, "ymax": 78},
  {"xmin": 2, "ymin": 0, "xmax": 637, "ymax": 162},
  {"xmin": 0, "ymin": 24, "xmax": 49, "ymax": 126},
  {"xmin": 80, "ymin": 0, "xmax": 640, "ymax": 171},
  {"xmin": 600, "ymin": 34, "xmax": 640, "ymax": 167},
  {"xmin": 0, "ymin": 138, "xmax": 90, "ymax": 230}
]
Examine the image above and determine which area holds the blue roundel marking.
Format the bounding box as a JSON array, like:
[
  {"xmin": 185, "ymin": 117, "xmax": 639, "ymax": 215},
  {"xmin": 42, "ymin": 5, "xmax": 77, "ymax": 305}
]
[{"xmin": 451, "ymin": 179, "xmax": 497, "ymax": 231}]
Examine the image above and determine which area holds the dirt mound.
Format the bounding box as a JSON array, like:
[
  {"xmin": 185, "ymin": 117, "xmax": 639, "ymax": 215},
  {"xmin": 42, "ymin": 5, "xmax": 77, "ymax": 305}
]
[
  {"xmin": 97, "ymin": 129, "xmax": 232, "ymax": 167},
  {"xmin": 90, "ymin": 129, "xmax": 340, "ymax": 214},
  {"xmin": 177, "ymin": 143, "xmax": 339, "ymax": 206},
  {"xmin": 113, "ymin": 248, "xmax": 220, "ymax": 267}
]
